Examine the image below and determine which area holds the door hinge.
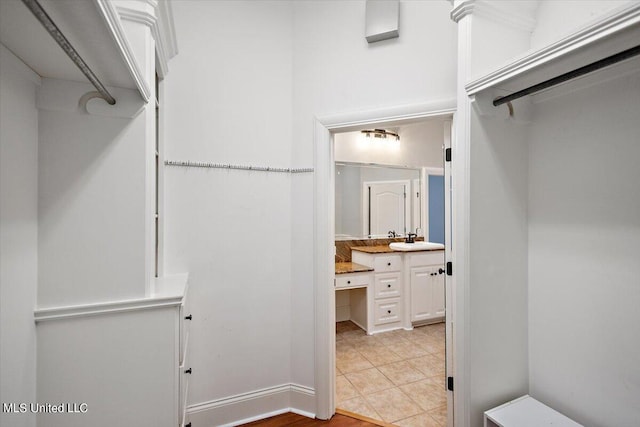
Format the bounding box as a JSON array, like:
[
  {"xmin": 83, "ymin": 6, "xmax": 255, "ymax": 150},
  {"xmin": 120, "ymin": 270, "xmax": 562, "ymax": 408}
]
[
  {"xmin": 446, "ymin": 261, "xmax": 453, "ymax": 276},
  {"xmin": 445, "ymin": 147, "xmax": 451, "ymax": 162},
  {"xmin": 447, "ymin": 376, "xmax": 454, "ymax": 391}
]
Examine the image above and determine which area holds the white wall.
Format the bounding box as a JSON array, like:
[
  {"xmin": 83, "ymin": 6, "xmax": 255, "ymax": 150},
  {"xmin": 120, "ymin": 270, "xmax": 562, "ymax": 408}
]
[
  {"xmin": 467, "ymin": 105, "xmax": 530, "ymax": 425},
  {"xmin": 162, "ymin": 0, "xmax": 294, "ymax": 418},
  {"xmin": 531, "ymin": 0, "xmax": 632, "ymax": 50},
  {"xmin": 163, "ymin": 0, "xmax": 456, "ymax": 420},
  {"xmin": 334, "ymin": 120, "xmax": 446, "ymax": 168},
  {"xmin": 37, "ymin": 91, "xmax": 149, "ymax": 307},
  {"xmin": 291, "ymin": 0, "xmax": 457, "ymax": 390},
  {"xmin": 0, "ymin": 44, "xmax": 39, "ymax": 427},
  {"xmin": 528, "ymin": 69, "xmax": 640, "ymax": 427}
]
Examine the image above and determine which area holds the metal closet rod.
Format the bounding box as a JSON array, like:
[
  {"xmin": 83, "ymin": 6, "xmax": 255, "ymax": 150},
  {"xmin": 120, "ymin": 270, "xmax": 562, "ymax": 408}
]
[
  {"xmin": 493, "ymin": 44, "xmax": 640, "ymax": 107},
  {"xmin": 21, "ymin": 0, "xmax": 116, "ymax": 105}
]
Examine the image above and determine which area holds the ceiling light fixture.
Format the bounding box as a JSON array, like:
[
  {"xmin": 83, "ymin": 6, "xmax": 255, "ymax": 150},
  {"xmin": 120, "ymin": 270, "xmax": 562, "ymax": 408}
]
[{"xmin": 360, "ymin": 129, "xmax": 399, "ymax": 142}]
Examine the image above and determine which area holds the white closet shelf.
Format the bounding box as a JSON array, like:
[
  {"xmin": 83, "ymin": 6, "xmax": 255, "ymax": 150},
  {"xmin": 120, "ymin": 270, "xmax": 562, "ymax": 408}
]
[
  {"xmin": 466, "ymin": 2, "xmax": 640, "ymax": 97},
  {"xmin": 34, "ymin": 273, "xmax": 189, "ymax": 322},
  {"xmin": 485, "ymin": 395, "xmax": 582, "ymax": 427}
]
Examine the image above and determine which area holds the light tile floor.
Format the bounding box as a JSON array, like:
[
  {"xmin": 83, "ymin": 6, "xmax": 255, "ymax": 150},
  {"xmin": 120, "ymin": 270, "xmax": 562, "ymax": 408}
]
[{"xmin": 336, "ymin": 321, "xmax": 447, "ymax": 426}]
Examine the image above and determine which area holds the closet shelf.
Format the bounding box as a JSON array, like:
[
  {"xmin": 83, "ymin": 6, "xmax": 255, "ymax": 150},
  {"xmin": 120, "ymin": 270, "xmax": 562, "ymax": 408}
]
[{"xmin": 465, "ymin": 2, "xmax": 640, "ymax": 98}]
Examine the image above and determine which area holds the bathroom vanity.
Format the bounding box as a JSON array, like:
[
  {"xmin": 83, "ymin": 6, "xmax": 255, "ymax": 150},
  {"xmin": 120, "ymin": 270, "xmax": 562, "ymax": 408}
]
[{"xmin": 335, "ymin": 245, "xmax": 445, "ymax": 334}]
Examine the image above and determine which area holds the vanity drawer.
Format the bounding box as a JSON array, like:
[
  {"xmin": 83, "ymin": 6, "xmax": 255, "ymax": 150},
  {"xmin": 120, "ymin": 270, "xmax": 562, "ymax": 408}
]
[
  {"xmin": 374, "ymin": 298, "xmax": 402, "ymax": 325},
  {"xmin": 335, "ymin": 273, "xmax": 370, "ymax": 289},
  {"xmin": 374, "ymin": 273, "xmax": 402, "ymax": 299},
  {"xmin": 374, "ymin": 255, "xmax": 402, "ymax": 272}
]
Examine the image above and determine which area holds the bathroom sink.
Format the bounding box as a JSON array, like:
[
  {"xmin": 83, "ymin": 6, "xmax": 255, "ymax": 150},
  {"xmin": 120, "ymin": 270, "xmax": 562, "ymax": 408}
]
[{"xmin": 389, "ymin": 242, "xmax": 445, "ymax": 251}]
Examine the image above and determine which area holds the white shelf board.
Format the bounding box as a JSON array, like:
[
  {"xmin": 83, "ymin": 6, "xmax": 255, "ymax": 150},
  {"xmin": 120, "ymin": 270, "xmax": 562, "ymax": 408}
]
[
  {"xmin": 466, "ymin": 2, "xmax": 640, "ymax": 97},
  {"xmin": 485, "ymin": 395, "xmax": 582, "ymax": 427}
]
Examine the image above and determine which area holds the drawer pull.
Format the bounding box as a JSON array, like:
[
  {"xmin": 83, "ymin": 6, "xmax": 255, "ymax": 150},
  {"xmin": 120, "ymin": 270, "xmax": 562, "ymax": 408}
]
[
  {"xmin": 387, "ymin": 262, "xmax": 391, "ymax": 266},
  {"xmin": 438, "ymin": 268, "xmax": 446, "ymax": 275},
  {"xmin": 347, "ymin": 280, "xmax": 351, "ymax": 284},
  {"xmin": 387, "ymin": 310, "xmax": 391, "ymax": 314},
  {"xmin": 185, "ymin": 314, "xmax": 193, "ymax": 320},
  {"xmin": 387, "ymin": 284, "xmax": 391, "ymax": 288},
  {"xmin": 185, "ymin": 368, "xmax": 192, "ymax": 374}
]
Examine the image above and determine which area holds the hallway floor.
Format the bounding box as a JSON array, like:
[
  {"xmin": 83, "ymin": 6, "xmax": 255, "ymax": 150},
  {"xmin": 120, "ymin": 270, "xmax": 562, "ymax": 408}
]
[{"xmin": 336, "ymin": 321, "xmax": 446, "ymax": 427}]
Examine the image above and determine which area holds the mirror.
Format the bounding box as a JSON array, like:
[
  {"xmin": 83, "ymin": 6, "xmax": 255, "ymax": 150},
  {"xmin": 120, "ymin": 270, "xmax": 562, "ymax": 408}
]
[{"xmin": 335, "ymin": 162, "xmax": 421, "ymax": 240}]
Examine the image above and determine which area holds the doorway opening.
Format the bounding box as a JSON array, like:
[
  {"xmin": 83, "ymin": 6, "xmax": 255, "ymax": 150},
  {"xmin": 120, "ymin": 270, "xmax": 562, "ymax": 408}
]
[{"xmin": 319, "ymin": 108, "xmax": 454, "ymax": 426}]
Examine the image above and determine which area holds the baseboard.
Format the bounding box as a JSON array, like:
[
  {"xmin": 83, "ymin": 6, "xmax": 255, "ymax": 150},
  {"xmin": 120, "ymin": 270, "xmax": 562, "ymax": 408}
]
[{"xmin": 186, "ymin": 383, "xmax": 315, "ymax": 426}]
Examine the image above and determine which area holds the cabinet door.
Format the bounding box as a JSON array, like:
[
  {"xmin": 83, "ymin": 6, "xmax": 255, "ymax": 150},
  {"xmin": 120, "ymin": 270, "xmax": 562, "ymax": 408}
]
[
  {"xmin": 410, "ymin": 266, "xmax": 435, "ymax": 322},
  {"xmin": 433, "ymin": 270, "xmax": 445, "ymax": 317},
  {"xmin": 410, "ymin": 266, "xmax": 445, "ymax": 322}
]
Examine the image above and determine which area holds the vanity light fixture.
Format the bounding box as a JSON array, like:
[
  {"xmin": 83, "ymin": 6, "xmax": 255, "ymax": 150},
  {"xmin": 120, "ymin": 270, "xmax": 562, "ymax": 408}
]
[{"xmin": 361, "ymin": 129, "xmax": 399, "ymax": 142}]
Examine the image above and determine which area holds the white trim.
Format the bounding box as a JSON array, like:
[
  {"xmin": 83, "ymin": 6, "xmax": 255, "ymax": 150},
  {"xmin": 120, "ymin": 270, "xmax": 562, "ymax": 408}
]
[
  {"xmin": 314, "ymin": 100, "xmax": 456, "ymax": 421},
  {"xmin": 465, "ymin": 2, "xmax": 640, "ymax": 96},
  {"xmin": 115, "ymin": 1, "xmax": 178, "ymax": 79},
  {"xmin": 450, "ymin": 0, "xmax": 536, "ymax": 32},
  {"xmin": 34, "ymin": 273, "xmax": 188, "ymax": 322},
  {"xmin": 422, "ymin": 167, "xmax": 445, "ymax": 243},
  {"xmin": 33, "ymin": 296, "xmax": 182, "ymax": 322},
  {"xmin": 186, "ymin": 383, "xmax": 315, "ymax": 426},
  {"xmin": 94, "ymin": 0, "xmax": 152, "ymax": 102},
  {"xmin": 317, "ymin": 100, "xmax": 456, "ymax": 131}
]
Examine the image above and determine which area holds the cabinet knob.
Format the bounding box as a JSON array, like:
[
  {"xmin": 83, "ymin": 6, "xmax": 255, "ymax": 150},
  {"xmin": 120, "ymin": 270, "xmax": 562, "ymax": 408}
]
[
  {"xmin": 347, "ymin": 280, "xmax": 351, "ymax": 284},
  {"xmin": 387, "ymin": 262, "xmax": 391, "ymax": 266},
  {"xmin": 185, "ymin": 314, "xmax": 193, "ymax": 320},
  {"xmin": 438, "ymin": 268, "xmax": 445, "ymax": 275},
  {"xmin": 387, "ymin": 310, "xmax": 391, "ymax": 314},
  {"xmin": 387, "ymin": 284, "xmax": 391, "ymax": 288},
  {"xmin": 185, "ymin": 368, "xmax": 192, "ymax": 374}
]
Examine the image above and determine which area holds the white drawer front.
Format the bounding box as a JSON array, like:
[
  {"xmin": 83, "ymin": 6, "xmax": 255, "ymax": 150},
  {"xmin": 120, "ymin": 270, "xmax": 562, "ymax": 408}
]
[
  {"xmin": 335, "ymin": 273, "xmax": 370, "ymax": 289},
  {"xmin": 408, "ymin": 250, "xmax": 444, "ymax": 267},
  {"xmin": 374, "ymin": 273, "xmax": 401, "ymax": 299},
  {"xmin": 374, "ymin": 298, "xmax": 402, "ymax": 325},
  {"xmin": 374, "ymin": 255, "xmax": 402, "ymax": 272}
]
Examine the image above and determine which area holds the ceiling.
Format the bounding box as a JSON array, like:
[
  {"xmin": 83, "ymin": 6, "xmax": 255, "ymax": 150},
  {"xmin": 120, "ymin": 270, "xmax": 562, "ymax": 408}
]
[{"xmin": 0, "ymin": 0, "xmax": 136, "ymax": 89}]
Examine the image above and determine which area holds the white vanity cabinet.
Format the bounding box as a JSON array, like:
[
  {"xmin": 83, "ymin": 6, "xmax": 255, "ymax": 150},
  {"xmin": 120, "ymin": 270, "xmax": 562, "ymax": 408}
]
[
  {"xmin": 334, "ymin": 272, "xmax": 372, "ymax": 332},
  {"xmin": 352, "ymin": 251, "xmax": 405, "ymax": 333},
  {"xmin": 405, "ymin": 251, "xmax": 445, "ymax": 323}
]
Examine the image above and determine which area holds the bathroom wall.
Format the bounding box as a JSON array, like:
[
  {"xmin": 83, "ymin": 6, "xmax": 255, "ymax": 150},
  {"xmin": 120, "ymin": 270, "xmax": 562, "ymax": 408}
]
[
  {"xmin": 0, "ymin": 44, "xmax": 39, "ymax": 427},
  {"xmin": 528, "ymin": 68, "xmax": 640, "ymax": 427},
  {"xmin": 162, "ymin": 0, "xmax": 294, "ymax": 421},
  {"xmin": 291, "ymin": 0, "xmax": 457, "ymax": 393}
]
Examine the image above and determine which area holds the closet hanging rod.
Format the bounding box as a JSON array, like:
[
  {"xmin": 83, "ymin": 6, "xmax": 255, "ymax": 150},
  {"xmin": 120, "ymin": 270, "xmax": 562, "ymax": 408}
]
[
  {"xmin": 493, "ymin": 44, "xmax": 640, "ymax": 107},
  {"xmin": 165, "ymin": 160, "xmax": 314, "ymax": 174},
  {"xmin": 21, "ymin": 0, "xmax": 116, "ymax": 105}
]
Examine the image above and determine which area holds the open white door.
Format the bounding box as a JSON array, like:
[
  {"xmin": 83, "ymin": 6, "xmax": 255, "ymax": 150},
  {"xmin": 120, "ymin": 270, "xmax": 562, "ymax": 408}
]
[{"xmin": 444, "ymin": 119, "xmax": 454, "ymax": 426}]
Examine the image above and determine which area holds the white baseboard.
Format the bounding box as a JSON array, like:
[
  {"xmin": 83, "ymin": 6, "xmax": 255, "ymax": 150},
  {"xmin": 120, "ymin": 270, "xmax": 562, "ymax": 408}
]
[{"xmin": 186, "ymin": 383, "xmax": 315, "ymax": 426}]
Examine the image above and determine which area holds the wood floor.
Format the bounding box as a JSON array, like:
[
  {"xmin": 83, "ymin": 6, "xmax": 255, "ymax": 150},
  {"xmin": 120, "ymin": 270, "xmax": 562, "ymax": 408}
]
[{"xmin": 240, "ymin": 411, "xmax": 385, "ymax": 427}]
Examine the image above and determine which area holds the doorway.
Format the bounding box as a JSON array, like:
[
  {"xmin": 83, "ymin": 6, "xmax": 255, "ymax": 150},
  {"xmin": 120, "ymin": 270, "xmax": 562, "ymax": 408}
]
[{"xmin": 314, "ymin": 103, "xmax": 455, "ymax": 426}]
